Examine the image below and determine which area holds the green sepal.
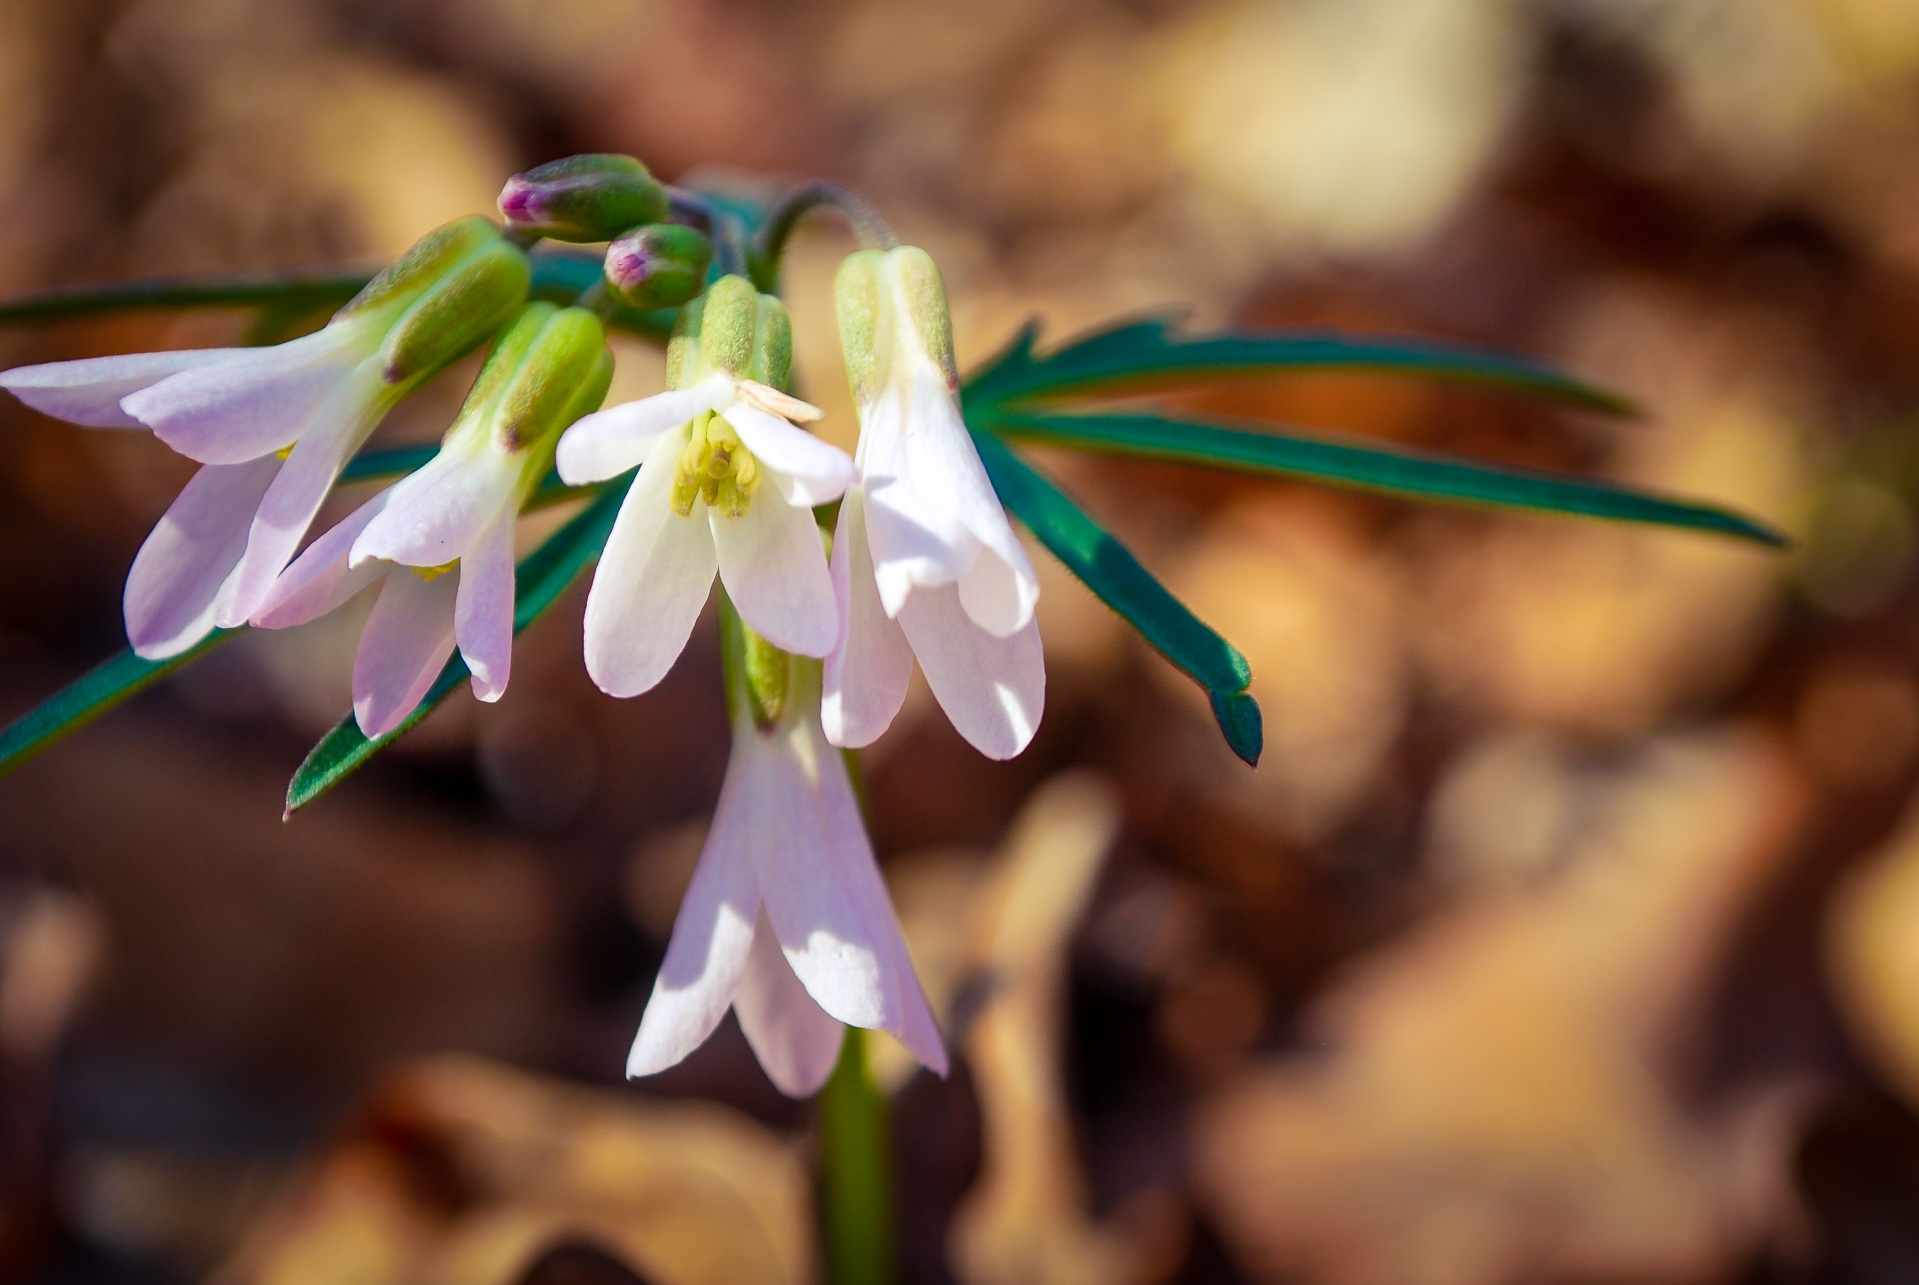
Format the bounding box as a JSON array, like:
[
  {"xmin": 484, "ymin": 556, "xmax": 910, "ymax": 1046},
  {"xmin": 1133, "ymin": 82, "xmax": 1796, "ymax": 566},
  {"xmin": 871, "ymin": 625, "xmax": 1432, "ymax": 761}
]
[
  {"xmin": 378, "ymin": 241, "xmax": 531, "ymax": 385},
  {"xmin": 983, "ymin": 407, "xmax": 1785, "ymax": 546},
  {"xmin": 0, "ymin": 630, "xmax": 237, "ymax": 780},
  {"xmin": 337, "ymin": 215, "xmax": 502, "ymax": 321},
  {"xmin": 284, "ymin": 482, "xmax": 625, "ymax": 815},
  {"xmin": 968, "ymin": 428, "xmax": 1262, "ymax": 766},
  {"xmin": 961, "ymin": 316, "xmax": 1637, "ymax": 415}
]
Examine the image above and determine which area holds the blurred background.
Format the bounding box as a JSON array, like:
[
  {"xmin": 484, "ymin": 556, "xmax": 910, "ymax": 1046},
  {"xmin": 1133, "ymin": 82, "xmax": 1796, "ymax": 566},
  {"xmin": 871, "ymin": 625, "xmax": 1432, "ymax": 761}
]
[{"xmin": 0, "ymin": 0, "xmax": 1917, "ymax": 1281}]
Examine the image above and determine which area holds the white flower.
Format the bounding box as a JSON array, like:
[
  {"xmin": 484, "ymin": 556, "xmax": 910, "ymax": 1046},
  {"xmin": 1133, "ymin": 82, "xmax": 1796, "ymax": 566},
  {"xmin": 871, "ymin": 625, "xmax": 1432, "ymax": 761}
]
[
  {"xmin": 627, "ymin": 651, "xmax": 947, "ymax": 1096},
  {"xmin": 0, "ymin": 217, "xmax": 528, "ymax": 660},
  {"xmin": 824, "ymin": 247, "xmax": 1044, "ymax": 760},
  {"xmin": 253, "ymin": 302, "xmax": 610, "ymax": 737},
  {"xmin": 2, "ymin": 329, "xmax": 392, "ymax": 659},
  {"xmin": 555, "ymin": 277, "xmax": 856, "ymax": 699}
]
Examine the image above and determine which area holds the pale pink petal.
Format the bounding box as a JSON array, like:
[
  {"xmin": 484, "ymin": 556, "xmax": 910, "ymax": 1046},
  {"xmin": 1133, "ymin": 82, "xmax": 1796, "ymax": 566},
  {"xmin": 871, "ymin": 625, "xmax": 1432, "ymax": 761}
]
[
  {"xmin": 556, "ymin": 380, "xmax": 724, "ymax": 485},
  {"xmin": 720, "ymin": 402, "xmax": 856, "ymax": 507},
  {"xmin": 732, "ymin": 912, "xmax": 846, "ymax": 1097},
  {"xmin": 455, "ymin": 512, "xmax": 517, "ymax": 703},
  {"xmin": 859, "ymin": 391, "xmax": 970, "ymax": 614},
  {"xmin": 214, "ymin": 360, "xmax": 391, "ymax": 629},
  {"xmin": 251, "ymin": 488, "xmax": 395, "ymax": 629},
  {"xmin": 813, "ymin": 736, "xmax": 947, "ymax": 1074},
  {"xmin": 905, "ymin": 375, "xmax": 1037, "ymax": 635},
  {"xmin": 710, "ymin": 492, "xmax": 838, "ymax": 659},
  {"xmin": 122, "ymin": 325, "xmax": 372, "ymax": 464},
  {"xmin": 897, "ymin": 583, "xmax": 1044, "ymax": 761},
  {"xmin": 352, "ymin": 443, "xmax": 519, "ymax": 569},
  {"xmin": 581, "ymin": 433, "xmax": 718, "ymax": 698},
  {"xmin": 732, "ymin": 731, "xmax": 883, "ymax": 1029},
  {"xmin": 956, "ymin": 536, "xmax": 1039, "ymax": 639},
  {"xmin": 823, "ymin": 488, "xmax": 912, "ymax": 749},
  {"xmin": 351, "ymin": 567, "xmax": 458, "ymax": 739},
  {"xmin": 812, "ymin": 731, "xmax": 948, "ymax": 1074},
  {"xmin": 745, "ymin": 713, "xmax": 946, "ymax": 1071},
  {"xmin": 627, "ymin": 789, "xmax": 762, "ymax": 1078},
  {"xmin": 0, "ymin": 349, "xmax": 250, "ymax": 429},
  {"xmin": 123, "ymin": 457, "xmax": 281, "ymax": 660}
]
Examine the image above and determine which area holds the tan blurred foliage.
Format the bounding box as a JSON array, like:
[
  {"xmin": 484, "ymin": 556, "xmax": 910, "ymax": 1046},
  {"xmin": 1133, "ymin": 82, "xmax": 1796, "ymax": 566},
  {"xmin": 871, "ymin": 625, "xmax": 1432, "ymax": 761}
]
[
  {"xmin": 1198, "ymin": 731, "xmax": 1814, "ymax": 1285},
  {"xmin": 218, "ymin": 1056, "xmax": 813, "ymax": 1285}
]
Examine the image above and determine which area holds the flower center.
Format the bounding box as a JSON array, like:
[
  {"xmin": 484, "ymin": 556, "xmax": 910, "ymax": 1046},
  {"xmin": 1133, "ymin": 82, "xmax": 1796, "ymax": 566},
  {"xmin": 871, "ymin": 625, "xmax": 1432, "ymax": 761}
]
[{"xmin": 671, "ymin": 411, "xmax": 762, "ymax": 518}]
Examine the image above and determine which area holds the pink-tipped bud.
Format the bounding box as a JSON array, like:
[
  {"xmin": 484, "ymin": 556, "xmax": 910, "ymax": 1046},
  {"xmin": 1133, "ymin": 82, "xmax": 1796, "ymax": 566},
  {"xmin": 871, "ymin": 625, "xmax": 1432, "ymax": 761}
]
[
  {"xmin": 497, "ymin": 154, "xmax": 668, "ymax": 243},
  {"xmin": 603, "ymin": 223, "xmax": 712, "ymax": 311}
]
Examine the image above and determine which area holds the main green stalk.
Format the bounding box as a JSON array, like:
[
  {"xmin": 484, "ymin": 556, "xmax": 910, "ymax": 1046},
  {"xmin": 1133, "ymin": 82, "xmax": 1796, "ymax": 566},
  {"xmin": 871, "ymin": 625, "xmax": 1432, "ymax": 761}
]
[{"xmin": 819, "ymin": 1026, "xmax": 895, "ymax": 1285}]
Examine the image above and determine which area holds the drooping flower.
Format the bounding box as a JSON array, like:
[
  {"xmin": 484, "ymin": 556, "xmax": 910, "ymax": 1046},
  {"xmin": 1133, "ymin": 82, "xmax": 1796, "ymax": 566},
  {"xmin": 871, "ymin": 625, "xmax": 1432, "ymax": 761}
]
[
  {"xmin": 253, "ymin": 303, "xmax": 611, "ymax": 738},
  {"xmin": 555, "ymin": 274, "xmax": 856, "ymax": 698},
  {"xmin": 628, "ymin": 609, "xmax": 947, "ymax": 1096},
  {"xmin": 0, "ymin": 217, "xmax": 530, "ymax": 659},
  {"xmin": 824, "ymin": 246, "xmax": 1043, "ymax": 760}
]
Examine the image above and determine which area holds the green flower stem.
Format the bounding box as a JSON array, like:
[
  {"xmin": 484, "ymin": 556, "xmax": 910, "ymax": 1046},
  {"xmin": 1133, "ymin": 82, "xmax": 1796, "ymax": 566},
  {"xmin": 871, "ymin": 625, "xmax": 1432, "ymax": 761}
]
[
  {"xmin": 749, "ymin": 181, "xmax": 898, "ymax": 293},
  {"xmin": 820, "ymin": 1026, "xmax": 895, "ymax": 1285}
]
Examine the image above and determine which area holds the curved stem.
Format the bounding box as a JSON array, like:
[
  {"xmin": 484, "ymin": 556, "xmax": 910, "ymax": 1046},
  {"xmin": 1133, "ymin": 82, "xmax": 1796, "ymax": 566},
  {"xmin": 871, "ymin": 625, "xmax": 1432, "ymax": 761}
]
[{"xmin": 751, "ymin": 181, "xmax": 897, "ymax": 293}]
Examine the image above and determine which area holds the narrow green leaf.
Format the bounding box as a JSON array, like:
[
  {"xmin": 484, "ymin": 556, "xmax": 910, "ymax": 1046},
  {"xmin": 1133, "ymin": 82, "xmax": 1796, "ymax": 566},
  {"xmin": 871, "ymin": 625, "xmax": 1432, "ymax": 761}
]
[
  {"xmin": 0, "ymin": 272, "xmax": 371, "ymax": 326},
  {"xmin": 284, "ymin": 481, "xmax": 625, "ymax": 815},
  {"xmin": 970, "ymin": 429, "xmax": 1262, "ymax": 765},
  {"xmin": 0, "ymin": 630, "xmax": 237, "ymax": 778},
  {"xmin": 986, "ymin": 407, "xmax": 1787, "ymax": 547},
  {"xmin": 961, "ymin": 317, "xmax": 1634, "ymax": 415},
  {"xmin": 0, "ymin": 254, "xmax": 673, "ymax": 339},
  {"xmin": 338, "ymin": 443, "xmax": 438, "ymax": 485}
]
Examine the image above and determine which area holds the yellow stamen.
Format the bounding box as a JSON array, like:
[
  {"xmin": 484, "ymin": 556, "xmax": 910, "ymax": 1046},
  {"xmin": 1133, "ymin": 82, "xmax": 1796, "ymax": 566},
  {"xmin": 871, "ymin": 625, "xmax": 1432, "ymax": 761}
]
[
  {"xmin": 413, "ymin": 561, "xmax": 458, "ymax": 582},
  {"xmin": 671, "ymin": 411, "xmax": 763, "ymax": 519}
]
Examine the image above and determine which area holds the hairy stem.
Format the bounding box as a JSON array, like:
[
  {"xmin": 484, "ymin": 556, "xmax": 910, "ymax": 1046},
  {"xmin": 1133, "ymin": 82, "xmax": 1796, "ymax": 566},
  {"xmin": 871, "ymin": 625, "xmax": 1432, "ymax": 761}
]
[{"xmin": 751, "ymin": 181, "xmax": 897, "ymax": 293}]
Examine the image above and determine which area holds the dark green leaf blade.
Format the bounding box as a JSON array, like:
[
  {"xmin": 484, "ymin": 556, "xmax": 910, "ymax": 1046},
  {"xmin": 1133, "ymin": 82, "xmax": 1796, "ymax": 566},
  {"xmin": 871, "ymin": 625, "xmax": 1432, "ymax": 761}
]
[
  {"xmin": 284, "ymin": 482, "xmax": 626, "ymax": 815},
  {"xmin": 987, "ymin": 407, "xmax": 1786, "ymax": 547},
  {"xmin": 338, "ymin": 444, "xmax": 438, "ymax": 485},
  {"xmin": 961, "ymin": 316, "xmax": 1634, "ymax": 415},
  {"xmin": 970, "ymin": 428, "xmax": 1262, "ymax": 765},
  {"xmin": 0, "ymin": 272, "xmax": 372, "ymax": 326},
  {"xmin": 0, "ymin": 254, "xmax": 673, "ymax": 339},
  {"xmin": 0, "ymin": 630, "xmax": 236, "ymax": 778}
]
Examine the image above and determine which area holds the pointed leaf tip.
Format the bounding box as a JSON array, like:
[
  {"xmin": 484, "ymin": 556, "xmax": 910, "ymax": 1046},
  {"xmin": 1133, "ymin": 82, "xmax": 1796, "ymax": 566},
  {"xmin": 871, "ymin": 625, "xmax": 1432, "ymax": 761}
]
[
  {"xmin": 1210, "ymin": 689, "xmax": 1263, "ymax": 767},
  {"xmin": 969, "ymin": 427, "xmax": 1261, "ymax": 766},
  {"xmin": 284, "ymin": 482, "xmax": 625, "ymax": 814}
]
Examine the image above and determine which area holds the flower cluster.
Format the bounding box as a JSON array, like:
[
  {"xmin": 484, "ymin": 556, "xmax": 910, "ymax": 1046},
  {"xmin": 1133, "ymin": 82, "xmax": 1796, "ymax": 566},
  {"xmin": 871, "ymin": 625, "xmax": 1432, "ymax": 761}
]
[{"xmin": 0, "ymin": 157, "xmax": 1044, "ymax": 1095}]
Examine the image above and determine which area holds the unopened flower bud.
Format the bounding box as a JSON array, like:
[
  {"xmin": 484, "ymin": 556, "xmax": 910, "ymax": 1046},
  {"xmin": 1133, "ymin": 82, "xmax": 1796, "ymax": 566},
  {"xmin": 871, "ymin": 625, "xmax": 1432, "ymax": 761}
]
[
  {"xmin": 498, "ymin": 154, "xmax": 669, "ymax": 243},
  {"xmin": 454, "ymin": 302, "xmax": 612, "ymax": 458},
  {"xmin": 835, "ymin": 245, "xmax": 957, "ymax": 407},
  {"xmin": 603, "ymin": 223, "xmax": 712, "ymax": 311}
]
